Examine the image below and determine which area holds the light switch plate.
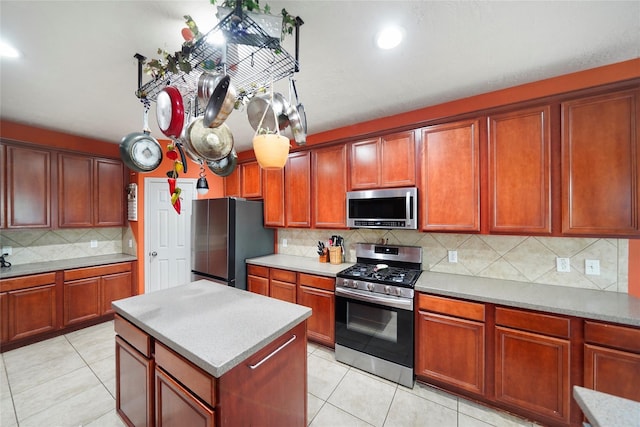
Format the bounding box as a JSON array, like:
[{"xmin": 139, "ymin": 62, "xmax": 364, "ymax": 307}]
[
  {"xmin": 282, "ymin": 239, "xmax": 287, "ymax": 247},
  {"xmin": 90, "ymin": 240, "xmax": 98, "ymax": 248},
  {"xmin": 448, "ymin": 250, "xmax": 458, "ymax": 263},
  {"xmin": 585, "ymin": 259, "xmax": 600, "ymax": 275}
]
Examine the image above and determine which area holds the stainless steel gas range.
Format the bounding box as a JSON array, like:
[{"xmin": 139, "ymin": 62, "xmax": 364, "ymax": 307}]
[{"xmin": 335, "ymin": 243, "xmax": 422, "ymax": 388}]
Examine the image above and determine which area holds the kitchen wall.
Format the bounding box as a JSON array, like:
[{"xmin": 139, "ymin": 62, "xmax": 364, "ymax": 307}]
[
  {"xmin": 277, "ymin": 229, "xmax": 629, "ymax": 294},
  {"xmin": 0, "ymin": 227, "xmax": 136, "ymax": 264}
]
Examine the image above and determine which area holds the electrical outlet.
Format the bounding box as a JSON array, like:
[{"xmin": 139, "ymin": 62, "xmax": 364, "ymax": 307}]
[
  {"xmin": 556, "ymin": 257, "xmax": 570, "ymax": 273},
  {"xmin": 585, "ymin": 259, "xmax": 600, "ymax": 276},
  {"xmin": 90, "ymin": 240, "xmax": 98, "ymax": 248},
  {"xmin": 128, "ymin": 239, "xmax": 133, "ymax": 248},
  {"xmin": 448, "ymin": 250, "xmax": 458, "ymax": 263},
  {"xmin": 282, "ymin": 239, "xmax": 287, "ymax": 247},
  {"xmin": 1, "ymin": 246, "xmax": 12, "ymax": 255}
]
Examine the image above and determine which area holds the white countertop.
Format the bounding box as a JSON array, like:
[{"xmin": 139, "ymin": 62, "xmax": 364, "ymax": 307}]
[
  {"xmin": 112, "ymin": 280, "xmax": 311, "ymax": 378},
  {"xmin": 247, "ymin": 254, "xmax": 354, "ymax": 277},
  {"xmin": 573, "ymin": 386, "xmax": 640, "ymax": 427}
]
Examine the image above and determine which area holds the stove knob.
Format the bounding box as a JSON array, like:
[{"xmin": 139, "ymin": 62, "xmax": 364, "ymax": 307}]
[
  {"xmin": 395, "ymin": 288, "xmax": 403, "ymax": 296},
  {"xmin": 384, "ymin": 285, "xmax": 391, "ymax": 294},
  {"xmin": 352, "ymin": 281, "xmax": 359, "ymax": 289},
  {"xmin": 367, "ymin": 283, "xmax": 375, "ymax": 291}
]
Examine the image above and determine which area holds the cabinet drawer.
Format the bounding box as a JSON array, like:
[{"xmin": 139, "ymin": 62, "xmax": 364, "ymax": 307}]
[
  {"xmin": 64, "ymin": 262, "xmax": 132, "ymax": 281},
  {"xmin": 1, "ymin": 272, "xmax": 56, "ymax": 292},
  {"xmin": 247, "ymin": 264, "xmax": 269, "ymax": 278},
  {"xmin": 115, "ymin": 314, "xmax": 152, "ymax": 358},
  {"xmin": 585, "ymin": 321, "xmax": 640, "ymax": 353},
  {"xmin": 155, "ymin": 341, "xmax": 217, "ymax": 407},
  {"xmin": 418, "ymin": 294, "xmax": 485, "ymax": 322},
  {"xmin": 298, "ymin": 273, "xmax": 334, "ymax": 292},
  {"xmin": 270, "ymin": 268, "xmax": 296, "ymax": 283},
  {"xmin": 495, "ymin": 307, "xmax": 570, "ymax": 339}
]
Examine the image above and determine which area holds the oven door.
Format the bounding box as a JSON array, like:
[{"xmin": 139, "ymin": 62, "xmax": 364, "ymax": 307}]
[{"xmin": 335, "ymin": 288, "xmax": 413, "ymax": 368}]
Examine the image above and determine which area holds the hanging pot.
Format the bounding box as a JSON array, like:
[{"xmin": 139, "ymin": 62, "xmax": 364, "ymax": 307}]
[
  {"xmin": 155, "ymin": 86, "xmax": 185, "ymax": 138},
  {"xmin": 203, "ymin": 75, "xmax": 236, "ymax": 128},
  {"xmin": 285, "ymin": 100, "xmax": 306, "ymax": 146},
  {"xmin": 120, "ymin": 105, "xmax": 163, "ymax": 173},
  {"xmin": 187, "ymin": 117, "xmax": 234, "ymax": 161},
  {"xmin": 289, "ymin": 79, "xmax": 307, "ymax": 145},
  {"xmin": 247, "ymin": 92, "xmax": 289, "ymax": 132},
  {"xmin": 207, "ymin": 148, "xmax": 238, "ymax": 177}
]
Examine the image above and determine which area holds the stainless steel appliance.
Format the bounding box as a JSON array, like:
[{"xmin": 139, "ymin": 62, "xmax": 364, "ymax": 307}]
[
  {"xmin": 335, "ymin": 243, "xmax": 422, "ymax": 388},
  {"xmin": 191, "ymin": 198, "xmax": 274, "ymax": 289},
  {"xmin": 346, "ymin": 187, "xmax": 418, "ymax": 229}
]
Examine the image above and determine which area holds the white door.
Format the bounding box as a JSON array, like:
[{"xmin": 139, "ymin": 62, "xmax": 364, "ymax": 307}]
[{"xmin": 144, "ymin": 178, "xmax": 196, "ymax": 293}]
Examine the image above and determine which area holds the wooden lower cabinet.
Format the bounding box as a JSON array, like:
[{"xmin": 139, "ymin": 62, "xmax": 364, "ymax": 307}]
[
  {"xmin": 64, "ymin": 262, "xmax": 133, "ymax": 326},
  {"xmin": 155, "ymin": 367, "xmax": 215, "ymax": 427},
  {"xmin": 247, "ymin": 265, "xmax": 269, "ymax": 296},
  {"xmin": 269, "ymin": 268, "xmax": 297, "ymax": 303},
  {"xmin": 583, "ymin": 321, "xmax": 640, "ymax": 402},
  {"xmin": 297, "ymin": 273, "xmax": 335, "ymax": 347},
  {"xmin": 116, "ymin": 335, "xmax": 154, "ymax": 427},
  {"xmin": 415, "ymin": 294, "xmax": 485, "ymax": 396}
]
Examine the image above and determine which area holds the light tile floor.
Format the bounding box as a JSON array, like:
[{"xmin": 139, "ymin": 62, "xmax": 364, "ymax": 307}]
[{"xmin": 1, "ymin": 321, "xmax": 540, "ymax": 427}]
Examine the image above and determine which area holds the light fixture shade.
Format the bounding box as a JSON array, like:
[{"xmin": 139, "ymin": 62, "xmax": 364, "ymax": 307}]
[
  {"xmin": 196, "ymin": 176, "xmax": 209, "ymax": 195},
  {"xmin": 252, "ymin": 134, "xmax": 290, "ymax": 169}
]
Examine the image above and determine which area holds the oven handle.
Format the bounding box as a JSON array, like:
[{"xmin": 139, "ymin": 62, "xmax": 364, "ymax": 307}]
[{"xmin": 335, "ymin": 287, "xmax": 414, "ymax": 311}]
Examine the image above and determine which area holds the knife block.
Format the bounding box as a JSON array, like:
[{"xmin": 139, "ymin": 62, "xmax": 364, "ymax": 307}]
[
  {"xmin": 319, "ymin": 252, "xmax": 329, "ymax": 263},
  {"xmin": 329, "ymin": 247, "xmax": 342, "ymax": 264}
]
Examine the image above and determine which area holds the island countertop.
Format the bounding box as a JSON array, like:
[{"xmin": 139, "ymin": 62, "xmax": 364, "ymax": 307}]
[{"xmin": 112, "ymin": 279, "xmax": 311, "ymax": 378}]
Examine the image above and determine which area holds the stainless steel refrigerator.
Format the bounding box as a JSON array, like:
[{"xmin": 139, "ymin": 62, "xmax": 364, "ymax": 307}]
[{"xmin": 191, "ymin": 198, "xmax": 274, "ymax": 289}]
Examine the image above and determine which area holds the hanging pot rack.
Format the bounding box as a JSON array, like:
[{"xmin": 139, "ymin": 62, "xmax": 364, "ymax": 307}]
[{"xmin": 134, "ymin": 4, "xmax": 303, "ymax": 114}]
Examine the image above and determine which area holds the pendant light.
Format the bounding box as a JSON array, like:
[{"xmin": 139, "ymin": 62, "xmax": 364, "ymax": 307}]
[
  {"xmin": 252, "ymin": 73, "xmax": 290, "ymax": 169},
  {"xmin": 196, "ymin": 162, "xmax": 209, "ymax": 195}
]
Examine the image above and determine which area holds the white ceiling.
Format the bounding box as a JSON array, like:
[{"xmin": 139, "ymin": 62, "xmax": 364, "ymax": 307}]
[{"xmin": 1, "ymin": 1, "xmax": 639, "ymax": 154}]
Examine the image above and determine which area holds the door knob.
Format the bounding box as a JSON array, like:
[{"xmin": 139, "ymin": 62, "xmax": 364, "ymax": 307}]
[{"xmin": 149, "ymin": 251, "xmax": 158, "ymax": 257}]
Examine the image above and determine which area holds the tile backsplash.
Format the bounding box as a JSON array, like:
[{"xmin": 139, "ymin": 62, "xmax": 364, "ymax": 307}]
[
  {"xmin": 0, "ymin": 227, "xmax": 136, "ymax": 265},
  {"xmin": 277, "ymin": 229, "xmax": 629, "ymax": 293}
]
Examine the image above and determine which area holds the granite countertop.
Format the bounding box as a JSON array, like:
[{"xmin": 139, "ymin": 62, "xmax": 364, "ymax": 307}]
[
  {"xmin": 0, "ymin": 254, "xmax": 138, "ymax": 279},
  {"xmin": 246, "ymin": 254, "xmax": 640, "ymax": 327},
  {"xmin": 247, "ymin": 254, "xmax": 354, "ymax": 278},
  {"xmin": 573, "ymin": 386, "xmax": 640, "ymax": 427},
  {"xmin": 415, "ymin": 271, "xmax": 640, "ymax": 327},
  {"xmin": 112, "ymin": 279, "xmax": 311, "ymax": 378}
]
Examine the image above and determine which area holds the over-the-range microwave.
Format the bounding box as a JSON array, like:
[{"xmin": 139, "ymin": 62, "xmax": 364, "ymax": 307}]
[{"xmin": 346, "ymin": 187, "xmax": 418, "ymax": 229}]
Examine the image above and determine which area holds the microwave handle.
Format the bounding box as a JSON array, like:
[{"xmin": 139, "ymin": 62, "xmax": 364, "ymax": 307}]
[{"xmin": 406, "ymin": 190, "xmax": 411, "ymax": 219}]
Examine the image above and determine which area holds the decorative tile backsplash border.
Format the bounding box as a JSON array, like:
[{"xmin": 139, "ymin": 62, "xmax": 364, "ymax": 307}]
[
  {"xmin": 0, "ymin": 227, "xmax": 131, "ymax": 265},
  {"xmin": 277, "ymin": 229, "xmax": 629, "ymax": 294}
]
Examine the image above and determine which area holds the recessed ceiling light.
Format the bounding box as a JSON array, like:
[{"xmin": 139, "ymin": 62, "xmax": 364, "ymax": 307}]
[
  {"xmin": 0, "ymin": 39, "xmax": 20, "ymax": 58},
  {"xmin": 376, "ymin": 26, "xmax": 404, "ymax": 50}
]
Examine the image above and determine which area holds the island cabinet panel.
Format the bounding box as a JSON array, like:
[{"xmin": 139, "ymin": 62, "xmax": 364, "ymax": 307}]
[
  {"xmin": 263, "ymin": 168, "xmax": 285, "ymax": 227},
  {"xmin": 5, "ymin": 144, "xmax": 52, "ymax": 228},
  {"xmin": 285, "ymin": 151, "xmax": 311, "ymax": 227},
  {"xmin": 349, "ymin": 131, "xmax": 416, "ymax": 190},
  {"xmin": 116, "ymin": 335, "xmax": 154, "ymax": 427},
  {"xmin": 94, "ymin": 158, "xmax": 125, "ymax": 226},
  {"xmin": 155, "ymin": 368, "xmax": 215, "ymax": 427},
  {"xmin": 218, "ymin": 321, "xmax": 307, "ymax": 427},
  {"xmin": 420, "ymin": 119, "xmax": 481, "ymax": 231},
  {"xmin": 561, "ymin": 88, "xmax": 640, "ymax": 236},
  {"xmin": 488, "ymin": 106, "xmax": 552, "ymax": 234},
  {"xmin": 494, "ymin": 307, "xmax": 571, "ymax": 425},
  {"xmin": 415, "ymin": 294, "xmax": 485, "ymax": 396},
  {"xmin": 247, "ymin": 265, "xmax": 269, "ymax": 296},
  {"xmin": 269, "ymin": 268, "xmax": 297, "ymax": 303},
  {"xmin": 312, "ymin": 144, "xmax": 348, "ymax": 228},
  {"xmin": 583, "ymin": 321, "xmax": 640, "ymax": 402},
  {"xmin": 0, "ymin": 292, "xmax": 7, "ymax": 343},
  {"xmin": 297, "ymin": 273, "xmax": 335, "ymax": 347}
]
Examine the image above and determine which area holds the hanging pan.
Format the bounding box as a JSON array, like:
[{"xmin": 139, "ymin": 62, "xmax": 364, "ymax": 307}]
[
  {"xmin": 155, "ymin": 86, "xmax": 185, "ymax": 138},
  {"xmin": 203, "ymin": 74, "xmax": 236, "ymax": 128},
  {"xmin": 120, "ymin": 103, "xmax": 163, "ymax": 173},
  {"xmin": 289, "ymin": 79, "xmax": 307, "ymax": 145}
]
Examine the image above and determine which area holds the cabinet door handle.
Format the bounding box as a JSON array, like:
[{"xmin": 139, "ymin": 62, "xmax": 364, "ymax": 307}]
[{"xmin": 248, "ymin": 334, "xmax": 297, "ymax": 370}]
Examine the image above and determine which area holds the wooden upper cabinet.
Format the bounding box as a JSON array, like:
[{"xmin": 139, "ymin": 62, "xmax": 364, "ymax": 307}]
[
  {"xmin": 223, "ymin": 166, "xmax": 241, "ymax": 197},
  {"xmin": 0, "ymin": 144, "xmax": 5, "ymax": 229},
  {"xmin": 488, "ymin": 106, "xmax": 551, "ymax": 234},
  {"xmin": 313, "ymin": 144, "xmax": 348, "ymax": 228},
  {"xmin": 285, "ymin": 151, "xmax": 311, "ymax": 227},
  {"xmin": 421, "ymin": 119, "xmax": 481, "ymax": 231},
  {"xmin": 240, "ymin": 161, "xmax": 263, "ymax": 199},
  {"xmin": 561, "ymin": 88, "xmax": 640, "ymax": 236},
  {"xmin": 349, "ymin": 131, "xmax": 416, "ymax": 190},
  {"xmin": 95, "ymin": 158, "xmax": 124, "ymax": 226},
  {"xmin": 5, "ymin": 144, "xmax": 52, "ymax": 228},
  {"xmin": 263, "ymin": 168, "xmax": 285, "ymax": 227}
]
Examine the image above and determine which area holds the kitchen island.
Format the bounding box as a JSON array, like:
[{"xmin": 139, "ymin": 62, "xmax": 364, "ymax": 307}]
[{"xmin": 112, "ymin": 279, "xmax": 311, "ymax": 427}]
